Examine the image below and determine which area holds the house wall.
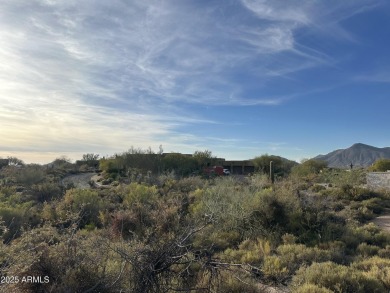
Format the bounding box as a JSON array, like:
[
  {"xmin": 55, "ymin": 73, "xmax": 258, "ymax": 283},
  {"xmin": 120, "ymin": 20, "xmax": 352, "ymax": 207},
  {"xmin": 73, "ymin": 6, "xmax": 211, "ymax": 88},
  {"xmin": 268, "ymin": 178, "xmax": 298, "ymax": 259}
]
[
  {"xmin": 367, "ymin": 172, "xmax": 390, "ymax": 190},
  {"xmin": 0, "ymin": 159, "xmax": 9, "ymax": 169},
  {"xmin": 223, "ymin": 160, "xmax": 255, "ymax": 175}
]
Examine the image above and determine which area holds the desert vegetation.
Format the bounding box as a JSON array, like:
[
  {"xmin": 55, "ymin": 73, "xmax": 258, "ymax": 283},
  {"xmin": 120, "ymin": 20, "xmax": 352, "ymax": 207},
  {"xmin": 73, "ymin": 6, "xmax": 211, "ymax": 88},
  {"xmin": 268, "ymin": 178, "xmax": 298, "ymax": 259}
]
[{"xmin": 0, "ymin": 151, "xmax": 390, "ymax": 292}]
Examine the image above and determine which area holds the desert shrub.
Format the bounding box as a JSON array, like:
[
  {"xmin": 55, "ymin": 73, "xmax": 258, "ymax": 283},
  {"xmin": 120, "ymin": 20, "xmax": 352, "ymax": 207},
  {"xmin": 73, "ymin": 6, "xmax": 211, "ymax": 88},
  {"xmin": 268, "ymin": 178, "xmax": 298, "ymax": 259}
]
[
  {"xmin": 2, "ymin": 227, "xmax": 120, "ymax": 293},
  {"xmin": 242, "ymin": 186, "xmax": 302, "ymax": 241},
  {"xmin": 110, "ymin": 224, "xmax": 223, "ymax": 292},
  {"xmin": 15, "ymin": 165, "xmax": 46, "ymax": 186},
  {"xmin": 320, "ymin": 220, "xmax": 348, "ymax": 244},
  {"xmin": 293, "ymin": 283, "xmax": 333, "ymax": 293},
  {"xmin": 282, "ymin": 233, "xmax": 298, "ymax": 244},
  {"xmin": 250, "ymin": 173, "xmax": 272, "ymax": 189},
  {"xmin": 352, "ymin": 257, "xmax": 390, "ymax": 290},
  {"xmin": 260, "ymin": 243, "xmax": 338, "ymax": 282},
  {"xmin": 356, "ymin": 242, "xmax": 381, "ymax": 257},
  {"xmin": 197, "ymin": 177, "xmax": 302, "ymax": 242},
  {"xmin": 292, "ymin": 261, "xmax": 386, "ymax": 293},
  {"xmin": 109, "ymin": 189, "xmax": 184, "ymax": 241},
  {"xmin": 31, "ymin": 182, "xmax": 62, "ymax": 202},
  {"xmin": 360, "ymin": 197, "xmax": 385, "ymax": 214},
  {"xmin": 117, "ymin": 182, "xmax": 158, "ymax": 208},
  {"xmin": 99, "ymin": 157, "xmax": 124, "ymax": 174},
  {"xmin": 340, "ymin": 185, "xmax": 377, "ymax": 201},
  {"xmin": 378, "ymin": 245, "xmax": 390, "ymax": 258},
  {"xmin": 346, "ymin": 197, "xmax": 386, "ymax": 223},
  {"xmin": 342, "ymin": 223, "xmax": 390, "ymax": 250},
  {"xmin": 0, "ymin": 186, "xmax": 33, "ymax": 206},
  {"xmin": 252, "ymin": 154, "xmax": 297, "ymax": 177},
  {"xmin": 310, "ymin": 184, "xmax": 326, "ymax": 193},
  {"xmin": 0, "ymin": 186, "xmax": 16, "ymax": 201},
  {"xmin": 276, "ymin": 244, "xmax": 333, "ymax": 273},
  {"xmin": 316, "ymin": 241, "xmax": 347, "ymax": 264},
  {"xmin": 290, "ymin": 159, "xmax": 327, "ymax": 180},
  {"xmin": 223, "ymin": 238, "xmax": 271, "ymax": 265},
  {"xmin": 190, "ymin": 177, "xmax": 267, "ymax": 239},
  {"xmin": 170, "ymin": 176, "xmax": 205, "ymax": 194},
  {"xmin": 214, "ymin": 271, "xmax": 260, "ymax": 293},
  {"xmin": 244, "ymin": 193, "xmax": 288, "ymax": 236},
  {"xmin": 349, "ymin": 202, "xmax": 376, "ymax": 222},
  {"xmin": 41, "ymin": 201, "xmax": 58, "ymax": 222},
  {"xmin": 110, "ymin": 210, "xmax": 141, "ymax": 239},
  {"xmin": 262, "ymin": 255, "xmax": 289, "ymax": 282},
  {"xmin": 193, "ymin": 228, "xmax": 241, "ymax": 251},
  {"xmin": 331, "ymin": 169, "xmax": 367, "ymax": 187},
  {"xmin": 295, "ymin": 194, "xmax": 346, "ymax": 245},
  {"xmin": 0, "ymin": 206, "xmax": 25, "ymax": 243},
  {"xmin": 370, "ymin": 159, "xmax": 390, "ymax": 172},
  {"xmin": 62, "ymin": 189, "xmax": 103, "ymax": 227}
]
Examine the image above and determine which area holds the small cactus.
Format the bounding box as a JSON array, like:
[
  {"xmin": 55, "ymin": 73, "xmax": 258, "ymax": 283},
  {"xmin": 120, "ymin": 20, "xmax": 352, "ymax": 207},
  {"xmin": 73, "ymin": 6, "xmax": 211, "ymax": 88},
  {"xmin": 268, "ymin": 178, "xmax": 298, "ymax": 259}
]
[{"xmin": 270, "ymin": 161, "xmax": 275, "ymax": 183}]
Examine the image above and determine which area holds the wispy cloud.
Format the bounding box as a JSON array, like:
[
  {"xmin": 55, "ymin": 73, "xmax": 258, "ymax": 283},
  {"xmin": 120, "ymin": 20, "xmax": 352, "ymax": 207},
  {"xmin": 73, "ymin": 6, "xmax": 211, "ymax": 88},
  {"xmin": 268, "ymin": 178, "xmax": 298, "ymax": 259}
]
[
  {"xmin": 241, "ymin": 0, "xmax": 311, "ymax": 25},
  {"xmin": 354, "ymin": 72, "xmax": 390, "ymax": 83},
  {"xmin": 0, "ymin": 0, "xmax": 383, "ymax": 162}
]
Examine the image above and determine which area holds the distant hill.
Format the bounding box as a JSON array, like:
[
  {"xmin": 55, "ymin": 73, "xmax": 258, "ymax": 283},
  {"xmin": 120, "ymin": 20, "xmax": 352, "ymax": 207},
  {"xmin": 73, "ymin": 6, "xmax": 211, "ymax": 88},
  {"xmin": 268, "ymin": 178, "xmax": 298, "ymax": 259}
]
[{"xmin": 314, "ymin": 143, "xmax": 390, "ymax": 168}]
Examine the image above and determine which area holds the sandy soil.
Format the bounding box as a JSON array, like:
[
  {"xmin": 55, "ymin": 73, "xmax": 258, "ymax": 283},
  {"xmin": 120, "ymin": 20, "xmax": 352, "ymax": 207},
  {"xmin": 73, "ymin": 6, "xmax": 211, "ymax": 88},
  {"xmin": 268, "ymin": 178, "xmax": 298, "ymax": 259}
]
[{"xmin": 372, "ymin": 210, "xmax": 390, "ymax": 232}]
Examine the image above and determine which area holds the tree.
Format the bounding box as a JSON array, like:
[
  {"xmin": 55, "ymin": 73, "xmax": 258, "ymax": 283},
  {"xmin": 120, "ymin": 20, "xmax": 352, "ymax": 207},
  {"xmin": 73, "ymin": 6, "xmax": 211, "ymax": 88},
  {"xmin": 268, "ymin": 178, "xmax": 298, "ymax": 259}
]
[
  {"xmin": 81, "ymin": 153, "xmax": 100, "ymax": 168},
  {"xmin": 50, "ymin": 156, "xmax": 73, "ymax": 168},
  {"xmin": 162, "ymin": 153, "xmax": 197, "ymax": 176},
  {"xmin": 0, "ymin": 158, "xmax": 9, "ymax": 169},
  {"xmin": 301, "ymin": 159, "xmax": 328, "ymax": 172},
  {"xmin": 370, "ymin": 158, "xmax": 390, "ymax": 172},
  {"xmin": 82, "ymin": 153, "xmax": 100, "ymax": 161},
  {"xmin": 291, "ymin": 159, "xmax": 328, "ymax": 178},
  {"xmin": 193, "ymin": 150, "xmax": 217, "ymax": 168},
  {"xmin": 7, "ymin": 156, "xmax": 24, "ymax": 166},
  {"xmin": 252, "ymin": 154, "xmax": 296, "ymax": 177}
]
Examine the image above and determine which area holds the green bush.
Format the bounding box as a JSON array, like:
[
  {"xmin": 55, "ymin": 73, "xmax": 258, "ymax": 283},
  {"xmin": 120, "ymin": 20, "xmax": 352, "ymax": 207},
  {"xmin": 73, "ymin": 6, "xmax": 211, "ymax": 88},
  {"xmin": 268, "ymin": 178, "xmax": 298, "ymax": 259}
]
[
  {"xmin": 108, "ymin": 207, "xmax": 165, "ymax": 240},
  {"xmin": 216, "ymin": 271, "xmax": 259, "ymax": 293},
  {"xmin": 292, "ymin": 261, "xmax": 386, "ymax": 292},
  {"xmin": 15, "ymin": 165, "xmax": 45, "ymax": 186},
  {"xmin": 342, "ymin": 223, "xmax": 390, "ymax": 250},
  {"xmin": 0, "ymin": 206, "xmax": 24, "ymax": 243},
  {"xmin": 31, "ymin": 182, "xmax": 62, "ymax": 202},
  {"xmin": 378, "ymin": 245, "xmax": 390, "ymax": 258},
  {"xmin": 118, "ymin": 182, "xmax": 158, "ymax": 207},
  {"xmin": 2, "ymin": 227, "xmax": 121, "ymax": 293},
  {"xmin": 370, "ymin": 159, "xmax": 390, "ymax": 172},
  {"xmin": 276, "ymin": 244, "xmax": 333, "ymax": 274},
  {"xmin": 310, "ymin": 184, "xmax": 326, "ymax": 193},
  {"xmin": 291, "ymin": 159, "xmax": 327, "ymax": 179},
  {"xmin": 223, "ymin": 238, "xmax": 271, "ymax": 265},
  {"xmin": 340, "ymin": 185, "xmax": 376, "ymax": 201},
  {"xmin": 352, "ymin": 257, "xmax": 390, "ymax": 290},
  {"xmin": 62, "ymin": 189, "xmax": 103, "ymax": 227},
  {"xmin": 356, "ymin": 242, "xmax": 381, "ymax": 257},
  {"xmin": 262, "ymin": 255, "xmax": 289, "ymax": 282},
  {"xmin": 190, "ymin": 177, "xmax": 272, "ymax": 239},
  {"xmin": 293, "ymin": 283, "xmax": 333, "ymax": 293}
]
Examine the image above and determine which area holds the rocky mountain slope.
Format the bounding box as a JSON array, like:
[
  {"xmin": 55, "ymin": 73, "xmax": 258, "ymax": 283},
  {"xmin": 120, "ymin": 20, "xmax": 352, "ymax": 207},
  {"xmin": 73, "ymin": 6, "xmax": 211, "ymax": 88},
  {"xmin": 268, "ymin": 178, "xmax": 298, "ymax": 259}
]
[{"xmin": 315, "ymin": 143, "xmax": 390, "ymax": 168}]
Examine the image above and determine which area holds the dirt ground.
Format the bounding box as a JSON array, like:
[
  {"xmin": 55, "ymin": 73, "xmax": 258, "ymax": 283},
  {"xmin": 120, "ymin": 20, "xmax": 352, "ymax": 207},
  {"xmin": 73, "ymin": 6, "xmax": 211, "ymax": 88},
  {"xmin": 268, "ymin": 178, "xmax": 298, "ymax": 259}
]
[
  {"xmin": 61, "ymin": 172, "xmax": 96, "ymax": 189},
  {"xmin": 372, "ymin": 209, "xmax": 390, "ymax": 232}
]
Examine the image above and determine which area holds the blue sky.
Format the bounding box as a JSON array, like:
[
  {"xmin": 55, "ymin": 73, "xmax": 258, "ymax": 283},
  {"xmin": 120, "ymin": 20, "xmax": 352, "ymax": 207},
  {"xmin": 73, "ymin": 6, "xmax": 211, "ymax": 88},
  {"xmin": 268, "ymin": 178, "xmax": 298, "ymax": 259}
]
[{"xmin": 1, "ymin": 0, "xmax": 390, "ymax": 163}]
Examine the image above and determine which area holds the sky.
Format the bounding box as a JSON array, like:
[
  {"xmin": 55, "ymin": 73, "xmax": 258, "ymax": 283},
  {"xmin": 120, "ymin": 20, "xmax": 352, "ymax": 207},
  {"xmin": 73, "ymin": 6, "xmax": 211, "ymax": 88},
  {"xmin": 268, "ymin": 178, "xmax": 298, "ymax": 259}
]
[{"xmin": 1, "ymin": 0, "xmax": 390, "ymax": 164}]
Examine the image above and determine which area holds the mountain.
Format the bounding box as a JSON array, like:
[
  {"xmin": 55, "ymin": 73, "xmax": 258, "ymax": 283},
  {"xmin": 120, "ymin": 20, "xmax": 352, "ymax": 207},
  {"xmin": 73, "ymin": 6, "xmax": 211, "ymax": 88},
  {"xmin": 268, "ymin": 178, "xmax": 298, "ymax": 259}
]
[{"xmin": 314, "ymin": 143, "xmax": 390, "ymax": 168}]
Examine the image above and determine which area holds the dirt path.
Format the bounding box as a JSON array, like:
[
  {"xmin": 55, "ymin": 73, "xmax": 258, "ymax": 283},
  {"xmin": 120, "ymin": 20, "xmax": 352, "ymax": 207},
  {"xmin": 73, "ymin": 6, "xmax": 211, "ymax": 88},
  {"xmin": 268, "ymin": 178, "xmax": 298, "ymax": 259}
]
[
  {"xmin": 372, "ymin": 211, "xmax": 390, "ymax": 233},
  {"xmin": 61, "ymin": 172, "xmax": 96, "ymax": 189}
]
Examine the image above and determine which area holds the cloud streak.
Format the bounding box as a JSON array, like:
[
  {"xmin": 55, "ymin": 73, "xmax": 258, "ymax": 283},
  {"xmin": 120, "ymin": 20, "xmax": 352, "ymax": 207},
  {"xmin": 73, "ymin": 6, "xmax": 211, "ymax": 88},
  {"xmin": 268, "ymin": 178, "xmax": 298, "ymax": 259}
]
[{"xmin": 0, "ymin": 0, "xmax": 383, "ymax": 162}]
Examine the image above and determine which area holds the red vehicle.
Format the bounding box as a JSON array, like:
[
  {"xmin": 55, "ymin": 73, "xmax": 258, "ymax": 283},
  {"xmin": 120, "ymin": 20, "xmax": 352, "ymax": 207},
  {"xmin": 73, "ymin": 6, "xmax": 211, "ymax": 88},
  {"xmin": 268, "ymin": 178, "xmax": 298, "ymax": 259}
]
[{"xmin": 203, "ymin": 166, "xmax": 225, "ymax": 176}]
